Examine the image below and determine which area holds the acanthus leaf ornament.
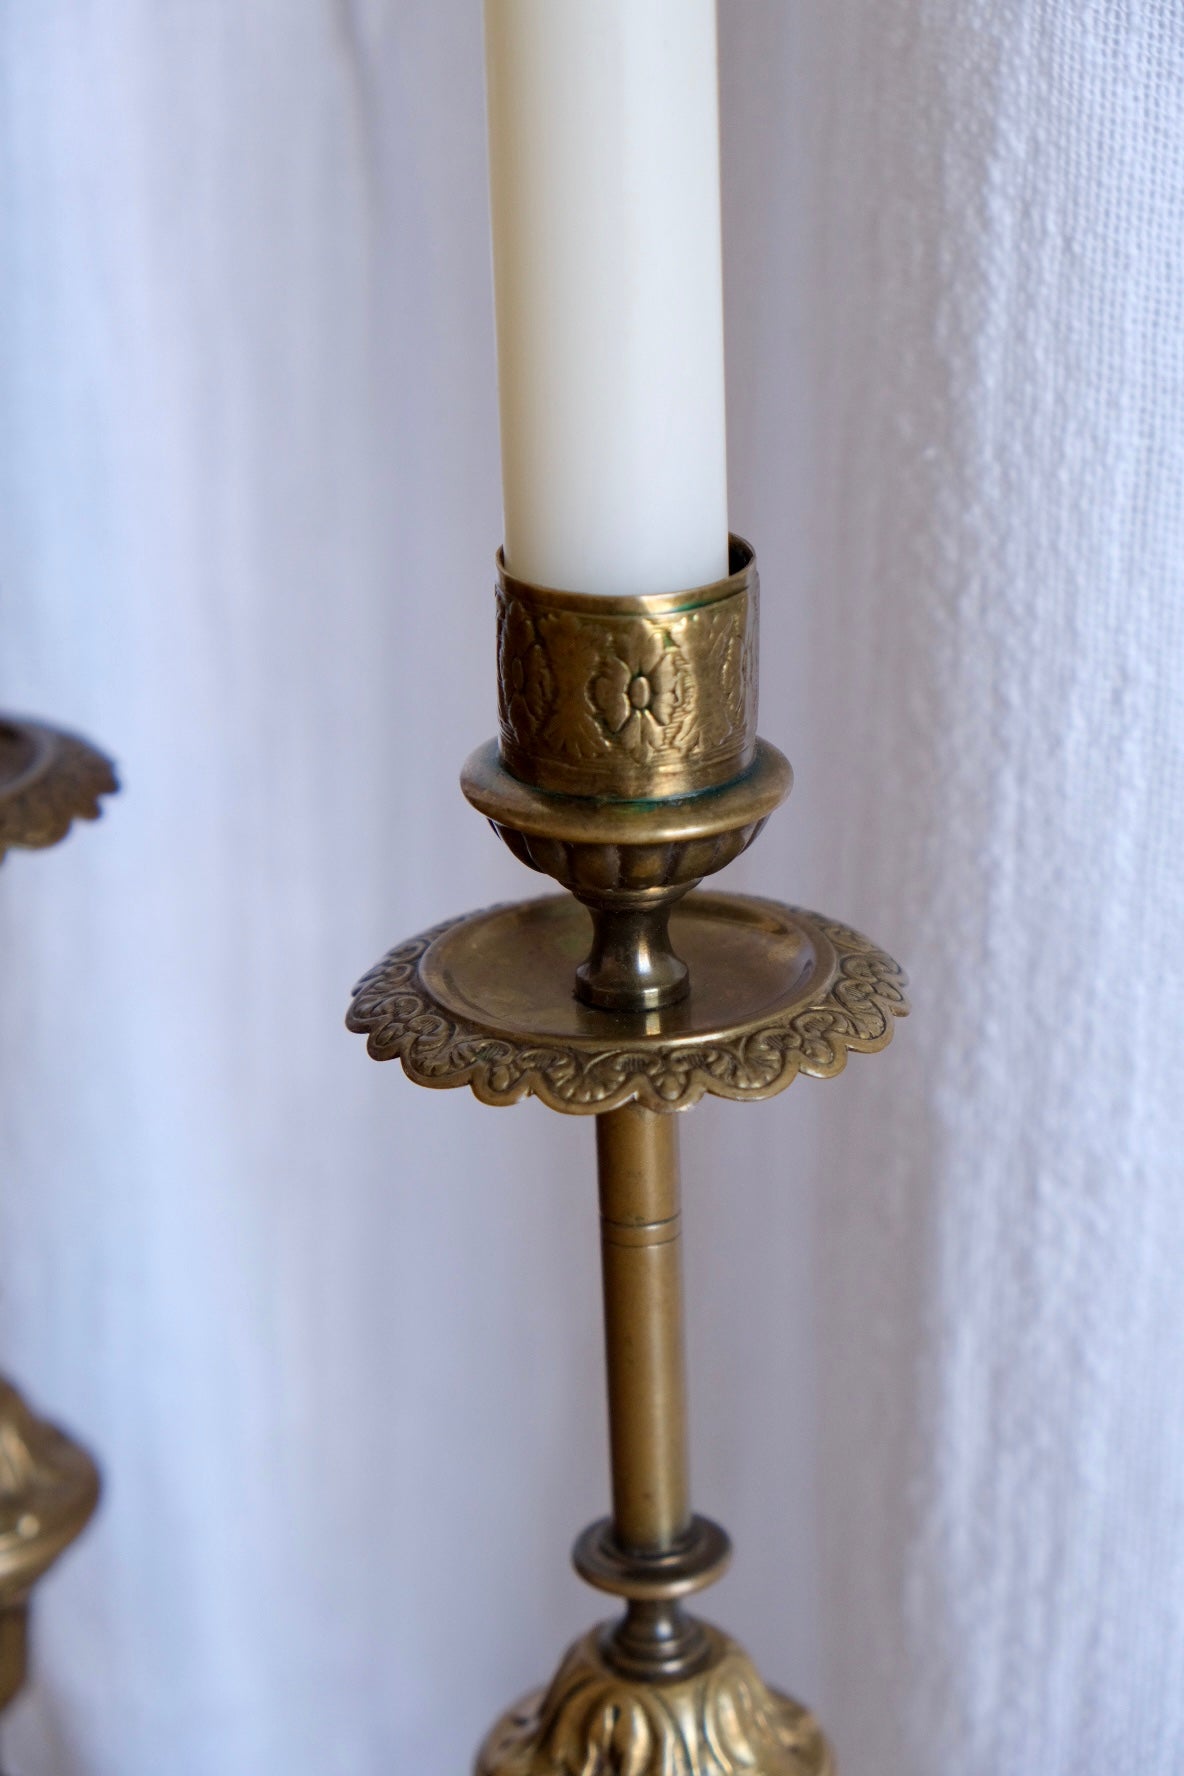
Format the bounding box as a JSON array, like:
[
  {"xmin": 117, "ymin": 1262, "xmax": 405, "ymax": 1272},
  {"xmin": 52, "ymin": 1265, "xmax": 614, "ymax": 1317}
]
[{"xmin": 476, "ymin": 1628, "xmax": 833, "ymax": 1776}]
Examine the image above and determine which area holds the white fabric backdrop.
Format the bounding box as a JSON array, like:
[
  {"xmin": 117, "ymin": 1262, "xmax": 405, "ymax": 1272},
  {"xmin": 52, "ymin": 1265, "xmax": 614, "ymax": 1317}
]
[{"xmin": 1, "ymin": 4, "xmax": 1182, "ymax": 1773}]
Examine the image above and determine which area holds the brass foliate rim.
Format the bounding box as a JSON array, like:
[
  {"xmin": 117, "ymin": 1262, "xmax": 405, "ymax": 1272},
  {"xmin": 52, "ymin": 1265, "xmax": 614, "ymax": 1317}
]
[
  {"xmin": 0, "ymin": 717, "xmax": 118, "ymax": 862},
  {"xmin": 345, "ymin": 895, "xmax": 908, "ymax": 1116},
  {"xmin": 462, "ymin": 736, "xmax": 792, "ymax": 849}
]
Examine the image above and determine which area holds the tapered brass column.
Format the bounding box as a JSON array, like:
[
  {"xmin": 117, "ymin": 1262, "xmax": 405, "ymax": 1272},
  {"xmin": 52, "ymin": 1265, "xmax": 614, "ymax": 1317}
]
[
  {"xmin": 596, "ymin": 1105, "xmax": 689, "ymax": 1555},
  {"xmin": 595, "ymin": 1104, "xmax": 718, "ymax": 1681}
]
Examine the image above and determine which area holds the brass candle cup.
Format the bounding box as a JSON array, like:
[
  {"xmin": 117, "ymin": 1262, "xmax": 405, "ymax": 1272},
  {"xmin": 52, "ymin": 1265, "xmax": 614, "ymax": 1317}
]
[{"xmin": 466, "ymin": 537, "xmax": 790, "ymax": 1013}]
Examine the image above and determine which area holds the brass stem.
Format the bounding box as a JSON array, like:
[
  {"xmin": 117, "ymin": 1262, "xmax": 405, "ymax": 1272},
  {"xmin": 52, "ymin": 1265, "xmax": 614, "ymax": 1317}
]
[
  {"xmin": 0, "ymin": 1607, "xmax": 26, "ymax": 1714},
  {"xmin": 575, "ymin": 887, "xmax": 693, "ymax": 1012},
  {"xmin": 596, "ymin": 1106, "xmax": 690, "ymax": 1554}
]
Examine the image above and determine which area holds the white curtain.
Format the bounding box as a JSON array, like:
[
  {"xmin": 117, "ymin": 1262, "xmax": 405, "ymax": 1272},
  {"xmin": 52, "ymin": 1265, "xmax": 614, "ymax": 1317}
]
[{"xmin": 2, "ymin": 5, "xmax": 1182, "ymax": 1773}]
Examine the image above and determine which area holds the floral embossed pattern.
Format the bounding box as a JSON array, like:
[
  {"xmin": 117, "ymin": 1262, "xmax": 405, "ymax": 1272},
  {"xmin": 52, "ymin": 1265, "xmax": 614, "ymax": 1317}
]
[
  {"xmin": 495, "ymin": 580, "xmax": 757, "ymax": 797},
  {"xmin": 592, "ymin": 626, "xmax": 683, "ymax": 761},
  {"xmin": 346, "ymin": 904, "xmax": 907, "ymax": 1115}
]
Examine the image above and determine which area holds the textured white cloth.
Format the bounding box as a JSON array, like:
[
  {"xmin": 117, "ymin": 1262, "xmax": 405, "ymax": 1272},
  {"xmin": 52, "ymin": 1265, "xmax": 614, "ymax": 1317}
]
[{"xmin": 1, "ymin": 4, "xmax": 1182, "ymax": 1773}]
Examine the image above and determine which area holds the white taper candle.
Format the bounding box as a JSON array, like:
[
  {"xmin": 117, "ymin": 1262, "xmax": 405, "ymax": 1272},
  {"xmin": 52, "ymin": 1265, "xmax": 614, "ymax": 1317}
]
[{"xmin": 483, "ymin": 0, "xmax": 729, "ymax": 596}]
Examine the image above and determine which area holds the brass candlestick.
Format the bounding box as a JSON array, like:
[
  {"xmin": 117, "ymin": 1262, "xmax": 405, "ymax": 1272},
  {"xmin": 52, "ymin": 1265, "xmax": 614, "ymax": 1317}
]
[
  {"xmin": 348, "ymin": 538, "xmax": 907, "ymax": 1774},
  {"xmin": 0, "ymin": 715, "xmax": 115, "ymax": 1726}
]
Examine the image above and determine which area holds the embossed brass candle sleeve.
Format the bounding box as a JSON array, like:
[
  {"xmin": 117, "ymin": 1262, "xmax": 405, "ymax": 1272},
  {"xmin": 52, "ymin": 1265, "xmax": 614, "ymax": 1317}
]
[
  {"xmin": 496, "ymin": 536, "xmax": 757, "ymax": 800},
  {"xmin": 347, "ymin": 537, "xmax": 908, "ymax": 1776}
]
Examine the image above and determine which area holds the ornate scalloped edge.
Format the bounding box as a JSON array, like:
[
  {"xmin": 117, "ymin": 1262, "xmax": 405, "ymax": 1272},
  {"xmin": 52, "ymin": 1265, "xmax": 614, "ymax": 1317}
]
[
  {"xmin": 0, "ymin": 720, "xmax": 118, "ymax": 862},
  {"xmin": 346, "ymin": 903, "xmax": 908, "ymax": 1115}
]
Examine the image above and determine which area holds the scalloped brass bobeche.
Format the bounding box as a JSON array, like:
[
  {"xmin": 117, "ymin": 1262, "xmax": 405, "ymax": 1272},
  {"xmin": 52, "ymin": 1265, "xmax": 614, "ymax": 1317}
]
[
  {"xmin": 347, "ymin": 894, "xmax": 906, "ymax": 1115},
  {"xmin": 0, "ymin": 716, "xmax": 117, "ymax": 862}
]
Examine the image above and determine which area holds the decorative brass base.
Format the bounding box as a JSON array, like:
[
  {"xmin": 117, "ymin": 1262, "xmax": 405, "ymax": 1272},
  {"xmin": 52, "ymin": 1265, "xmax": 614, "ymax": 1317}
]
[
  {"xmin": 0, "ymin": 1377, "xmax": 100, "ymax": 1719},
  {"xmin": 477, "ymin": 1624, "xmax": 833, "ymax": 1776}
]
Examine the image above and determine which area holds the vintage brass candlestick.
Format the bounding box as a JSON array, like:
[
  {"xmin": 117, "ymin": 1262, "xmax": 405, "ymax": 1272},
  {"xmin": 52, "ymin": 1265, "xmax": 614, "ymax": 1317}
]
[
  {"xmin": 0, "ymin": 716, "xmax": 115, "ymax": 1726},
  {"xmin": 348, "ymin": 538, "xmax": 907, "ymax": 1773}
]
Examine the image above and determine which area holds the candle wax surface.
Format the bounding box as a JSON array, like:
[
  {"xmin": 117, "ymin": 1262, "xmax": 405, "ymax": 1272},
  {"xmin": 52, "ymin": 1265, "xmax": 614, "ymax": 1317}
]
[{"xmin": 484, "ymin": 0, "xmax": 730, "ymax": 597}]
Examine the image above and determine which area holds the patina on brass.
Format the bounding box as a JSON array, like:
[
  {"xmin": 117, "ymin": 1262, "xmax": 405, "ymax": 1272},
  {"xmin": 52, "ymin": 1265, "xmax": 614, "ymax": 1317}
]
[
  {"xmin": 347, "ymin": 539, "xmax": 909, "ymax": 1776},
  {"xmin": 0, "ymin": 716, "xmax": 117, "ymax": 861}
]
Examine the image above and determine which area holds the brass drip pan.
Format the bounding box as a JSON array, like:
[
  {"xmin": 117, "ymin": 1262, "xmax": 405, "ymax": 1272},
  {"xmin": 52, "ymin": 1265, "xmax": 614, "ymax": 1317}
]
[
  {"xmin": 0, "ymin": 716, "xmax": 117, "ymax": 862},
  {"xmin": 348, "ymin": 891, "xmax": 907, "ymax": 1115}
]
